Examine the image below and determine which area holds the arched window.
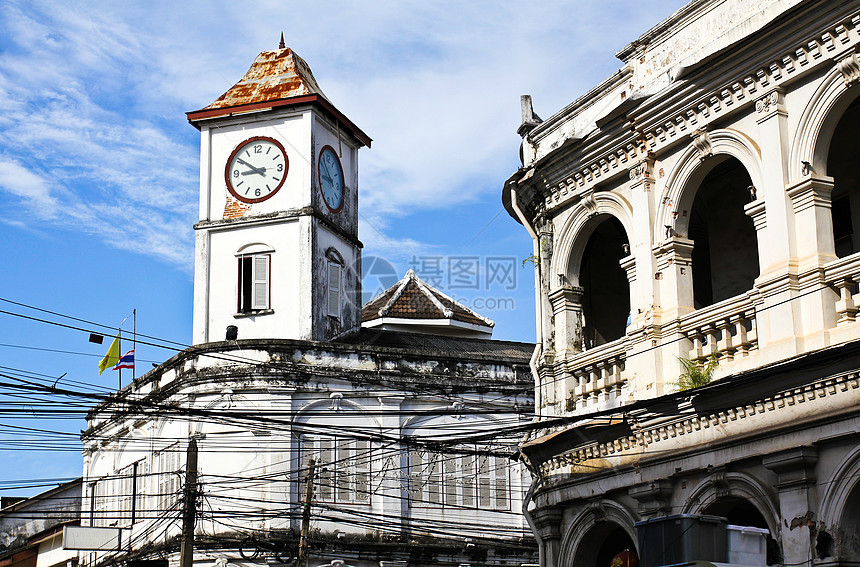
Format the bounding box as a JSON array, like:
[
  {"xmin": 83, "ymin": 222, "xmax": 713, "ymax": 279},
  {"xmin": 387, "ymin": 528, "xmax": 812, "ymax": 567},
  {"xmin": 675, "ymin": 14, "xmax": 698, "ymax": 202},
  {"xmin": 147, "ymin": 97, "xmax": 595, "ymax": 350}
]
[
  {"xmin": 827, "ymin": 96, "xmax": 860, "ymax": 258},
  {"xmin": 688, "ymin": 157, "xmax": 759, "ymax": 308},
  {"xmin": 579, "ymin": 217, "xmax": 630, "ymax": 348}
]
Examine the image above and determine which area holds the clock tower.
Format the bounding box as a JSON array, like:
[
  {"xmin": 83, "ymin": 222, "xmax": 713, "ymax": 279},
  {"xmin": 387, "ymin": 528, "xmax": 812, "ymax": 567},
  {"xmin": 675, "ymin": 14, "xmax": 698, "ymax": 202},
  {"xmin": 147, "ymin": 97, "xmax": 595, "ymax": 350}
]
[{"xmin": 187, "ymin": 44, "xmax": 370, "ymax": 344}]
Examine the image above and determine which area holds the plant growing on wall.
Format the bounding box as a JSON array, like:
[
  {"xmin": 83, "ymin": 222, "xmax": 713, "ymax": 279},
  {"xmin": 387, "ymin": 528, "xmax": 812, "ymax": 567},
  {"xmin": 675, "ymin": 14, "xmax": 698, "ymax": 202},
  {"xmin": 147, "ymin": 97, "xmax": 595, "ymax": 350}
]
[{"xmin": 676, "ymin": 353, "xmax": 718, "ymax": 391}]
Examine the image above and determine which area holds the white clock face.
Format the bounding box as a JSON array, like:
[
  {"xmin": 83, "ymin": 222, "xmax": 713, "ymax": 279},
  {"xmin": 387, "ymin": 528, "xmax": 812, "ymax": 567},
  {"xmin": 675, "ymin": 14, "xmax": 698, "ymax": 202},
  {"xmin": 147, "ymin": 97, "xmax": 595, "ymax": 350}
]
[
  {"xmin": 225, "ymin": 136, "xmax": 289, "ymax": 203},
  {"xmin": 318, "ymin": 146, "xmax": 344, "ymax": 212}
]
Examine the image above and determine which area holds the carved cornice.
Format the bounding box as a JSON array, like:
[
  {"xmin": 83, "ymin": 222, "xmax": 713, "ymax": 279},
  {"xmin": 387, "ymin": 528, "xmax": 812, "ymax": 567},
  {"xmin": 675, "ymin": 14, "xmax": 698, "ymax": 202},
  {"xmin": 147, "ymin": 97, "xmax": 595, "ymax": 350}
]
[
  {"xmin": 538, "ymin": 370, "xmax": 860, "ymax": 478},
  {"xmin": 538, "ymin": 10, "xmax": 860, "ymax": 214}
]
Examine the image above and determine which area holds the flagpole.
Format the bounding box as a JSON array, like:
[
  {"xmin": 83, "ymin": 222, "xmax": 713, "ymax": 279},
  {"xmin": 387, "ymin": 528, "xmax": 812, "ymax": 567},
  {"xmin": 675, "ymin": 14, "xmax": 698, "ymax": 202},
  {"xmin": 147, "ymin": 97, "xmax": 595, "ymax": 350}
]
[
  {"xmin": 133, "ymin": 309, "xmax": 137, "ymax": 382},
  {"xmin": 117, "ymin": 327, "xmax": 122, "ymax": 392}
]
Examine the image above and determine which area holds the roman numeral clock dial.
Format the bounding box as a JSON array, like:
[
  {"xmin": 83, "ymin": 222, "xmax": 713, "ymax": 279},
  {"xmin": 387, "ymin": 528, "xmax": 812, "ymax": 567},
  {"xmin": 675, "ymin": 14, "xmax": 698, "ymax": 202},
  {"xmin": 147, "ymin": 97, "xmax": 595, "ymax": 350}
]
[{"xmin": 225, "ymin": 136, "xmax": 289, "ymax": 203}]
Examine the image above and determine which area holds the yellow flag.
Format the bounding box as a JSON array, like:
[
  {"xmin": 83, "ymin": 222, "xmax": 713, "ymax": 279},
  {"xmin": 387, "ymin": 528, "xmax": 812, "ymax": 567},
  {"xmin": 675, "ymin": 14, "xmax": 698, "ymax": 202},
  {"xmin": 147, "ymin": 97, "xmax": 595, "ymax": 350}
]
[{"xmin": 98, "ymin": 334, "xmax": 120, "ymax": 375}]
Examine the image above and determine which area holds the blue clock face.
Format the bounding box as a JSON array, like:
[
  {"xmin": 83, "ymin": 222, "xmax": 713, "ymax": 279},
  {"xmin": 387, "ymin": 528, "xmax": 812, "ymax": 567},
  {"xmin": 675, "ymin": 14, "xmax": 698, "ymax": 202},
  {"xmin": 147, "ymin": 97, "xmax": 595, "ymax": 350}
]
[{"xmin": 318, "ymin": 146, "xmax": 344, "ymax": 213}]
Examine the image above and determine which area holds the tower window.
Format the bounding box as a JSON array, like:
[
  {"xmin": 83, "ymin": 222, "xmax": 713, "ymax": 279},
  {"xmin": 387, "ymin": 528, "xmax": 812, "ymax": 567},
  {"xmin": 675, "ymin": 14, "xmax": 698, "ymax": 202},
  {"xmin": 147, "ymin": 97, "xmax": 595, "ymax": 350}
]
[
  {"xmin": 238, "ymin": 254, "xmax": 270, "ymax": 313},
  {"xmin": 328, "ymin": 260, "xmax": 342, "ymax": 319}
]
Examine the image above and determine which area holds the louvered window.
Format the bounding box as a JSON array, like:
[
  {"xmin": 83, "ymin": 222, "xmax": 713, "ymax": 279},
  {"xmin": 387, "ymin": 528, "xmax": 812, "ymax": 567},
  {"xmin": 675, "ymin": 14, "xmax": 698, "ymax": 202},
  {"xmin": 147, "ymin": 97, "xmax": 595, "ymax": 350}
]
[
  {"xmin": 238, "ymin": 254, "xmax": 270, "ymax": 313},
  {"xmin": 408, "ymin": 447, "xmax": 509, "ymax": 510},
  {"xmin": 327, "ymin": 260, "xmax": 341, "ymax": 319},
  {"xmin": 300, "ymin": 435, "xmax": 371, "ymax": 504}
]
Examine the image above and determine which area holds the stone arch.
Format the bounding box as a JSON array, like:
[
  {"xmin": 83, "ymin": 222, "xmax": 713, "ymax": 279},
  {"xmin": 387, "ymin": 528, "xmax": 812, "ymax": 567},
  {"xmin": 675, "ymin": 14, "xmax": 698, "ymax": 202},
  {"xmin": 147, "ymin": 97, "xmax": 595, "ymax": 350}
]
[
  {"xmin": 789, "ymin": 65, "xmax": 860, "ymax": 182},
  {"xmin": 683, "ymin": 472, "xmax": 779, "ymax": 535},
  {"xmin": 294, "ymin": 396, "xmax": 382, "ymax": 431},
  {"xmin": 657, "ymin": 128, "xmax": 763, "ymax": 239},
  {"xmin": 818, "ymin": 445, "xmax": 860, "ymax": 528},
  {"xmin": 559, "ymin": 500, "xmax": 639, "ymax": 567},
  {"xmin": 817, "ymin": 446, "xmax": 860, "ymax": 560},
  {"xmin": 553, "ymin": 192, "xmax": 635, "ymax": 285},
  {"xmin": 551, "ymin": 193, "xmax": 634, "ymax": 349}
]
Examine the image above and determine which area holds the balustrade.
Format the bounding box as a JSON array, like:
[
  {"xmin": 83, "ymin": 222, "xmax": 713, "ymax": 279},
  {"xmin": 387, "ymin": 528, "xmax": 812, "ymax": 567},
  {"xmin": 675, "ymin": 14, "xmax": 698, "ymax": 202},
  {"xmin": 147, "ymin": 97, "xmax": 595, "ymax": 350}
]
[
  {"xmin": 824, "ymin": 254, "xmax": 860, "ymax": 326},
  {"xmin": 680, "ymin": 294, "xmax": 757, "ymax": 365}
]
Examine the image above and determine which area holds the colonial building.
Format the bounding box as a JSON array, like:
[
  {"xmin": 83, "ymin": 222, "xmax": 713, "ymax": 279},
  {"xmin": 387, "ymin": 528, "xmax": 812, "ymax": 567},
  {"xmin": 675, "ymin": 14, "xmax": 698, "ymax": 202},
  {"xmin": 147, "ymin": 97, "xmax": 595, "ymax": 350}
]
[
  {"xmin": 80, "ymin": 44, "xmax": 536, "ymax": 567},
  {"xmin": 505, "ymin": 0, "xmax": 860, "ymax": 565}
]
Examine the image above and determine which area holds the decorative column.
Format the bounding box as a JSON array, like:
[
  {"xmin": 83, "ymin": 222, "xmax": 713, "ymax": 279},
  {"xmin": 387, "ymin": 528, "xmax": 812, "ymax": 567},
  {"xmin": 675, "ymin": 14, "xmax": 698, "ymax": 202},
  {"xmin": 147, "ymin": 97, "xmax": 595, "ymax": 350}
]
[
  {"xmin": 549, "ymin": 284, "xmax": 584, "ymax": 356},
  {"xmin": 786, "ymin": 175, "xmax": 840, "ymax": 345},
  {"xmin": 754, "ymin": 88, "xmax": 803, "ymax": 356},
  {"xmin": 653, "ymin": 236, "xmax": 695, "ymax": 321},
  {"xmin": 629, "ymin": 479, "xmax": 672, "ymax": 519},
  {"xmin": 762, "ymin": 446, "xmax": 818, "ymax": 566},
  {"xmin": 529, "ymin": 506, "xmax": 564, "ymax": 567}
]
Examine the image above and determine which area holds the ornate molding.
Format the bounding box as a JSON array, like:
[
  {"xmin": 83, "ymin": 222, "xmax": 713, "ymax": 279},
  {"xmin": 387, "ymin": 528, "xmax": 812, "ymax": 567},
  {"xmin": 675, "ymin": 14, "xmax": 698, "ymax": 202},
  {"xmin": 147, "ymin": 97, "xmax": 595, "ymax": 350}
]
[
  {"xmin": 538, "ymin": 370, "xmax": 860, "ymax": 478},
  {"xmin": 629, "ymin": 158, "xmax": 654, "ymax": 181},
  {"xmin": 755, "ymin": 90, "xmax": 780, "ymax": 114},
  {"xmin": 692, "ymin": 128, "xmax": 713, "ymax": 161},
  {"xmin": 540, "ymin": 10, "xmax": 860, "ymax": 213},
  {"xmin": 836, "ymin": 51, "xmax": 860, "ymax": 86}
]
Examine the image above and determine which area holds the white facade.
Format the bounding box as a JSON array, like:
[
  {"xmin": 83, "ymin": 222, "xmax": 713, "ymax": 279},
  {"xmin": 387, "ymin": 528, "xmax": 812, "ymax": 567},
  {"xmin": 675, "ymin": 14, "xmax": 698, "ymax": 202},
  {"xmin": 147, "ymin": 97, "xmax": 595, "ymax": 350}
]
[
  {"xmin": 190, "ymin": 58, "xmax": 364, "ymax": 345},
  {"xmin": 80, "ymin": 338, "xmax": 536, "ymax": 567},
  {"xmin": 506, "ymin": 0, "xmax": 860, "ymax": 565},
  {"xmin": 79, "ymin": 45, "xmax": 538, "ymax": 567}
]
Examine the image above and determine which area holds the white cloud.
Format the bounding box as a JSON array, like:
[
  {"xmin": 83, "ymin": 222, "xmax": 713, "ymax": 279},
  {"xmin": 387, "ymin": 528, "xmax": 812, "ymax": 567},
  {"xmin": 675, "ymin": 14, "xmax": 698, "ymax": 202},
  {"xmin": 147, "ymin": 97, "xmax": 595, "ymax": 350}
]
[
  {"xmin": 0, "ymin": 158, "xmax": 58, "ymax": 212},
  {"xmin": 0, "ymin": 0, "xmax": 687, "ymax": 271}
]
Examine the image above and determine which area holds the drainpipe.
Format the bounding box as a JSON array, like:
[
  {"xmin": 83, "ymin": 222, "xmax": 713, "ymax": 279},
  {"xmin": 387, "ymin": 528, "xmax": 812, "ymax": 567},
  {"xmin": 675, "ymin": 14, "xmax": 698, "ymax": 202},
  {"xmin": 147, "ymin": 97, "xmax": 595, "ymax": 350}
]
[{"xmin": 507, "ymin": 172, "xmax": 544, "ymax": 414}]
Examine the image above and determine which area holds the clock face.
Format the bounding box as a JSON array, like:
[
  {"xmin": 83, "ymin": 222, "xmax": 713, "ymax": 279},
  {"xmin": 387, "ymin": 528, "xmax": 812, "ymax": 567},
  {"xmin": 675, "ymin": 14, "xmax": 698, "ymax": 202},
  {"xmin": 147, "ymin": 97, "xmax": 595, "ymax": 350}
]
[
  {"xmin": 318, "ymin": 145, "xmax": 344, "ymax": 213},
  {"xmin": 225, "ymin": 136, "xmax": 289, "ymax": 203}
]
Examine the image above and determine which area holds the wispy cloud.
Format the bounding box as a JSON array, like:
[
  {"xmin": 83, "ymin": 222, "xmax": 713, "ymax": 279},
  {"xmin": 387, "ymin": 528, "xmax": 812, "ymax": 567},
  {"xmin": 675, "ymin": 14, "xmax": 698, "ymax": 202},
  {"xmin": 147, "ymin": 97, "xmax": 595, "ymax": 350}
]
[{"xmin": 0, "ymin": 0, "xmax": 686, "ymax": 271}]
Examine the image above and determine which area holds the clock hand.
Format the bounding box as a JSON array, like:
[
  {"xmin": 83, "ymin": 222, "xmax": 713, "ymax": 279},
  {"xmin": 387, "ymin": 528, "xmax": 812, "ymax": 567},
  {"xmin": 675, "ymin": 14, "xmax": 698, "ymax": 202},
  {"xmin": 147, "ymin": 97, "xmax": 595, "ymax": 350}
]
[{"xmin": 236, "ymin": 158, "xmax": 266, "ymax": 175}]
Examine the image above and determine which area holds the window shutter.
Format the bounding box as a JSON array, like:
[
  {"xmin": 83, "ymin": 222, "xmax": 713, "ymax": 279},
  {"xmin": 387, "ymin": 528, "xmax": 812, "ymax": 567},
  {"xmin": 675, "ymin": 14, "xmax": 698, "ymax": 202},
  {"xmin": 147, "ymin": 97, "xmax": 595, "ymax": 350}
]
[
  {"xmin": 354, "ymin": 439, "xmax": 370, "ymax": 501},
  {"xmin": 252, "ymin": 255, "xmax": 269, "ymax": 310},
  {"xmin": 328, "ymin": 262, "xmax": 341, "ymax": 317}
]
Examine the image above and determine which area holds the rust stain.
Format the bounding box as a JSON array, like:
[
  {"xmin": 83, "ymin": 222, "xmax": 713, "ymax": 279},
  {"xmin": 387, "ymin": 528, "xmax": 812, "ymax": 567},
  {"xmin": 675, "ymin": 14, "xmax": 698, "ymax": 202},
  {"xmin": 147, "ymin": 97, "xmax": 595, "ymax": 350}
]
[{"xmin": 203, "ymin": 48, "xmax": 325, "ymax": 110}]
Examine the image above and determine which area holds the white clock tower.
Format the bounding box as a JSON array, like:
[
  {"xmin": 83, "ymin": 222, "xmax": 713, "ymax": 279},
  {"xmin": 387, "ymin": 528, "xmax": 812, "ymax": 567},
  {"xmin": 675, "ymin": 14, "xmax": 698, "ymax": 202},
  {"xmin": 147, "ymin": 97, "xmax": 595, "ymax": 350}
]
[{"xmin": 187, "ymin": 43, "xmax": 370, "ymax": 344}]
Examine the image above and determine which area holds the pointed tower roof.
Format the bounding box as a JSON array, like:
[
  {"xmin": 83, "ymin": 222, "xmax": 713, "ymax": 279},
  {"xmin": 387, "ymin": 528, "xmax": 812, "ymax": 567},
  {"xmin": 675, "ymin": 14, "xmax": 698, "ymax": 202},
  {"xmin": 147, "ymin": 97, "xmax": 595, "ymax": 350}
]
[
  {"xmin": 361, "ymin": 270, "xmax": 495, "ymax": 339},
  {"xmin": 187, "ymin": 44, "xmax": 371, "ymax": 147},
  {"xmin": 202, "ymin": 47, "xmax": 326, "ymax": 111}
]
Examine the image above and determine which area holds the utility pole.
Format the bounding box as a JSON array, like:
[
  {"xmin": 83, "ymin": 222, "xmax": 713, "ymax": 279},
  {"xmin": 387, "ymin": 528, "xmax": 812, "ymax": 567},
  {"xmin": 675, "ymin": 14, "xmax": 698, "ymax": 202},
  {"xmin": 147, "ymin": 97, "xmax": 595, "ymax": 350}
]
[
  {"xmin": 297, "ymin": 459, "xmax": 315, "ymax": 567},
  {"xmin": 180, "ymin": 439, "xmax": 199, "ymax": 567}
]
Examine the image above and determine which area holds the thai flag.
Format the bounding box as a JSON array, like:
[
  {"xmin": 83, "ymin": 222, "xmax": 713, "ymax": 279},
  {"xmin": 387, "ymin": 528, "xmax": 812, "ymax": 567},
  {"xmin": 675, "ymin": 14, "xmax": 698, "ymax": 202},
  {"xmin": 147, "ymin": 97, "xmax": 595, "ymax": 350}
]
[{"xmin": 114, "ymin": 350, "xmax": 135, "ymax": 370}]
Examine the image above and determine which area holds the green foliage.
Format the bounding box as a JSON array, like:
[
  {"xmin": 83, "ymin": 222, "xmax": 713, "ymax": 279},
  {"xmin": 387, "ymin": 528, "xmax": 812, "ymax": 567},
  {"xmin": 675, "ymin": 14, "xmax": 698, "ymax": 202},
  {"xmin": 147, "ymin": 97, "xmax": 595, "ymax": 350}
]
[
  {"xmin": 676, "ymin": 353, "xmax": 718, "ymax": 391},
  {"xmin": 522, "ymin": 253, "xmax": 539, "ymax": 268}
]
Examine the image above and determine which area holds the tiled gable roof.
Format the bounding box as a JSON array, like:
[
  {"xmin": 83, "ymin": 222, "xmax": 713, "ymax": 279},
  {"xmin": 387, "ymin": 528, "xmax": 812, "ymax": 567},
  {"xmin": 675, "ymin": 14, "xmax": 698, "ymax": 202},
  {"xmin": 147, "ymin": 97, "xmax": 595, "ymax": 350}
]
[{"xmin": 362, "ymin": 270, "xmax": 494, "ymax": 329}]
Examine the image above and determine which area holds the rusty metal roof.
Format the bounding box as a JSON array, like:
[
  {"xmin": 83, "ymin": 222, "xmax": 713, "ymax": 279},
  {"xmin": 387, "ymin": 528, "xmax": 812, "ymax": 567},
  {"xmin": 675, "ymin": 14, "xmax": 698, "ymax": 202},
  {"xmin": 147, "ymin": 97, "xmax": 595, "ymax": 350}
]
[
  {"xmin": 187, "ymin": 47, "xmax": 372, "ymax": 147},
  {"xmin": 203, "ymin": 48, "xmax": 325, "ymax": 110}
]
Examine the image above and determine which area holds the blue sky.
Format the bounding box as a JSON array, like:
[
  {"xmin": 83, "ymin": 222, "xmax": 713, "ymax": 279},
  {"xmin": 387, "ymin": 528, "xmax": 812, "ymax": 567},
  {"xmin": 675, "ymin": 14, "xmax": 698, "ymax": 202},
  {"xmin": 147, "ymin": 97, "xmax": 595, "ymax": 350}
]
[{"xmin": 0, "ymin": 0, "xmax": 686, "ymax": 494}]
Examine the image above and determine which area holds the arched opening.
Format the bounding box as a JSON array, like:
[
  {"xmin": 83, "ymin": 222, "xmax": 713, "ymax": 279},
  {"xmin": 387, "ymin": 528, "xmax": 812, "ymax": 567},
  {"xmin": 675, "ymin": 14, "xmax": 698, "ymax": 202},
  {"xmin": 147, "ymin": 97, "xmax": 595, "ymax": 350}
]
[
  {"xmin": 573, "ymin": 522, "xmax": 637, "ymax": 567},
  {"xmin": 703, "ymin": 497, "xmax": 779, "ymax": 565},
  {"xmin": 688, "ymin": 157, "xmax": 759, "ymax": 308},
  {"xmin": 836, "ymin": 479, "xmax": 860, "ymax": 560},
  {"xmin": 827, "ymin": 96, "xmax": 860, "ymax": 258},
  {"xmin": 580, "ymin": 217, "xmax": 630, "ymax": 349}
]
